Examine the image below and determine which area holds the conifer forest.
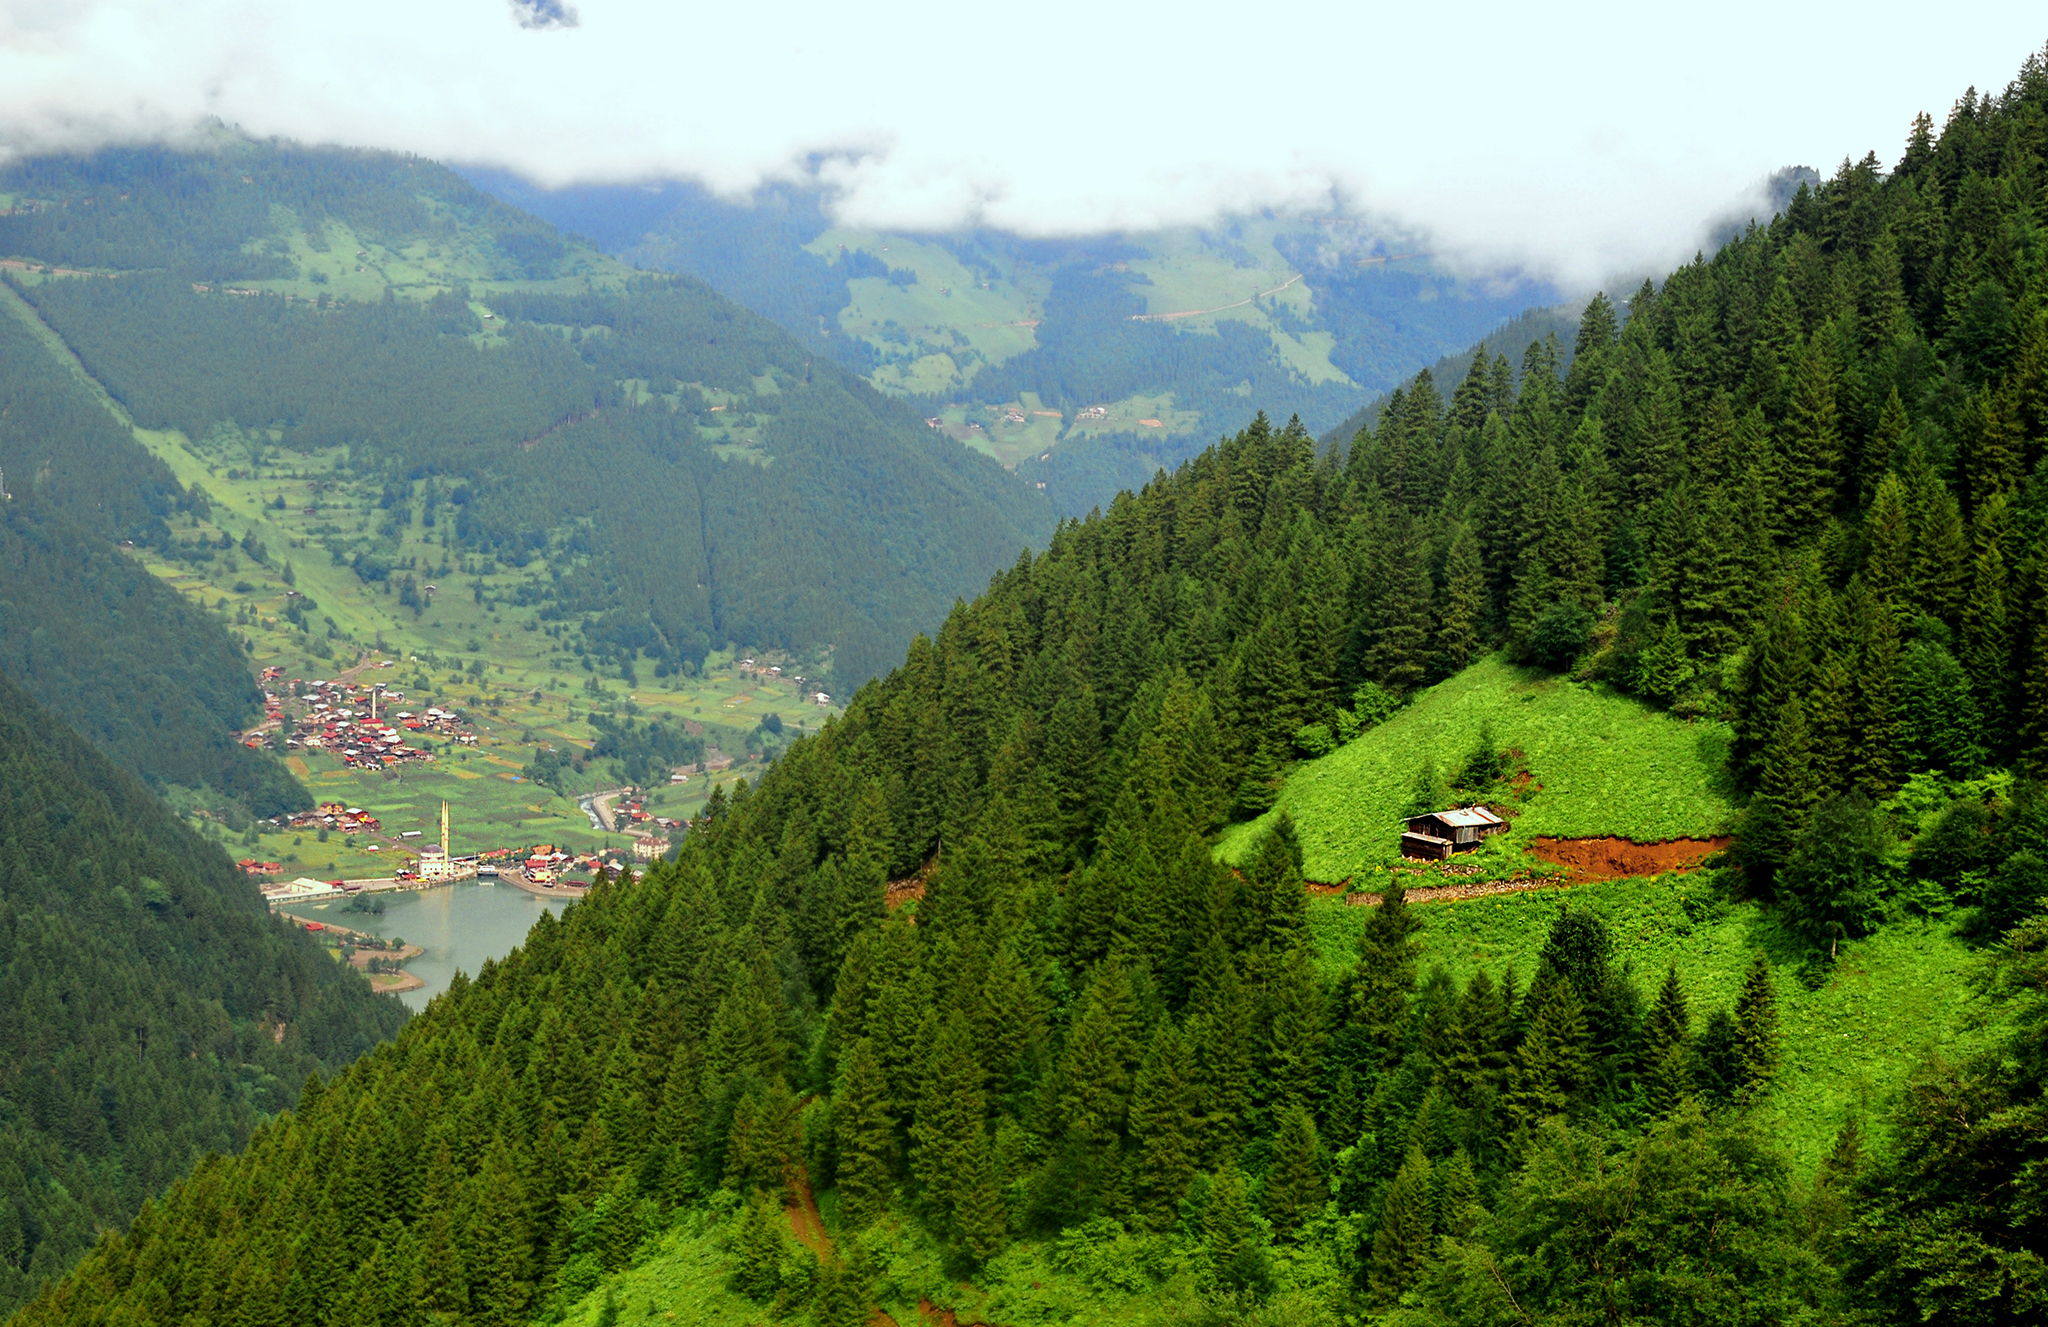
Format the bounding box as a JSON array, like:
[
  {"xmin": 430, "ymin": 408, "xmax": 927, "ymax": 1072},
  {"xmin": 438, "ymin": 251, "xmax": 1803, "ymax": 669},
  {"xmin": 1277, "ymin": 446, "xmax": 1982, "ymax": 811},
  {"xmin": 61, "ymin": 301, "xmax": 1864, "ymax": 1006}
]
[{"xmin": 3, "ymin": 30, "xmax": 2048, "ymax": 1327}]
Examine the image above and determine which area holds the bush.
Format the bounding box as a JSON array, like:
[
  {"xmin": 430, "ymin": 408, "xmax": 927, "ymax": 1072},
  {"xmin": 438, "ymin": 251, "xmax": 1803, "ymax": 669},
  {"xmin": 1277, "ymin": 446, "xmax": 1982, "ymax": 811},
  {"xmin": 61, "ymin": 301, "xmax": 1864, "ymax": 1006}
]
[
  {"xmin": 1973, "ymin": 852, "xmax": 2048, "ymax": 941},
  {"xmin": 1527, "ymin": 601, "xmax": 1595, "ymax": 672}
]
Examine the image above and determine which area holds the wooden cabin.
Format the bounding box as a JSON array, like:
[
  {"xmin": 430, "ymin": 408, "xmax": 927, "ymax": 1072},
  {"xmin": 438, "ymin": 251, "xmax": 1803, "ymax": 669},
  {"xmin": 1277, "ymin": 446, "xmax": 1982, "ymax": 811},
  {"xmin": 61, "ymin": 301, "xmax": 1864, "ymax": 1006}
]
[{"xmin": 1400, "ymin": 806, "xmax": 1507, "ymax": 860}]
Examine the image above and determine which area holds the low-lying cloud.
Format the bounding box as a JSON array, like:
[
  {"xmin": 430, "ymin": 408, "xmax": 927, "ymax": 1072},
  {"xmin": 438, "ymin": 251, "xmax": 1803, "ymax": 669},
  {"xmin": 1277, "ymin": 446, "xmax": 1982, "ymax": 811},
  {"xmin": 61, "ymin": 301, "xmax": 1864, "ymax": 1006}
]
[{"xmin": 0, "ymin": 1, "xmax": 2041, "ymax": 288}]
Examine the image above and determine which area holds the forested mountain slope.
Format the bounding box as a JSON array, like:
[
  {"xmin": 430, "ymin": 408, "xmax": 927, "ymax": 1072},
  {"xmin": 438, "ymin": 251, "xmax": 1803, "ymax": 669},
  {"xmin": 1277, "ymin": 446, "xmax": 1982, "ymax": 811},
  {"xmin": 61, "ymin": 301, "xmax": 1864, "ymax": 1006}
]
[
  {"xmin": 470, "ymin": 170, "xmax": 1557, "ymax": 514},
  {"xmin": 0, "ymin": 291, "xmax": 303, "ymax": 815},
  {"xmin": 17, "ymin": 44, "xmax": 2048, "ymax": 1327},
  {"xmin": 0, "ymin": 139, "xmax": 1052, "ymax": 687},
  {"xmin": 0, "ymin": 673, "xmax": 405, "ymax": 1318}
]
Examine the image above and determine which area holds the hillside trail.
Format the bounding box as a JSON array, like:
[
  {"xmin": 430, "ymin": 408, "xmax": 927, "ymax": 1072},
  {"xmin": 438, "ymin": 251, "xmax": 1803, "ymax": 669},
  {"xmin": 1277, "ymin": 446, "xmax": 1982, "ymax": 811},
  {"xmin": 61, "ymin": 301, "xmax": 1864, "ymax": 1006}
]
[{"xmin": 784, "ymin": 1165, "xmax": 830, "ymax": 1260}]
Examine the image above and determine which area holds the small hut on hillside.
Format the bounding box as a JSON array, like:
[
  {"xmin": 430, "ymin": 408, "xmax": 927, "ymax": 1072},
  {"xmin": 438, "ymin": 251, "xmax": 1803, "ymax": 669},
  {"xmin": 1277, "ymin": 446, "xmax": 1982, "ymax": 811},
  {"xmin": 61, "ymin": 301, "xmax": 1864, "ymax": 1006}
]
[{"xmin": 1400, "ymin": 806, "xmax": 1507, "ymax": 860}]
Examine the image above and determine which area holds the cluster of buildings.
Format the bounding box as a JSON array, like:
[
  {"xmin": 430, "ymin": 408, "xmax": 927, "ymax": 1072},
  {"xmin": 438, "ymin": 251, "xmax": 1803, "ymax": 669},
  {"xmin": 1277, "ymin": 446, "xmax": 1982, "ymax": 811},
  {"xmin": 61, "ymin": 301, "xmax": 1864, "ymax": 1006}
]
[
  {"xmin": 274, "ymin": 802, "xmax": 384, "ymax": 835},
  {"xmin": 736, "ymin": 658, "xmax": 829, "ymax": 710},
  {"xmin": 252, "ymin": 675, "xmax": 476, "ymax": 770}
]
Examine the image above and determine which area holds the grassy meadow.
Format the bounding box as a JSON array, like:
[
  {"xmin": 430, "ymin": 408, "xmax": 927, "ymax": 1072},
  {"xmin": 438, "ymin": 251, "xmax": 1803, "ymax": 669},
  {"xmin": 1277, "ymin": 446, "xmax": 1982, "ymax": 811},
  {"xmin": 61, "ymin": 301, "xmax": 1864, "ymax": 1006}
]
[{"xmin": 1218, "ymin": 656, "xmax": 1741, "ymax": 882}]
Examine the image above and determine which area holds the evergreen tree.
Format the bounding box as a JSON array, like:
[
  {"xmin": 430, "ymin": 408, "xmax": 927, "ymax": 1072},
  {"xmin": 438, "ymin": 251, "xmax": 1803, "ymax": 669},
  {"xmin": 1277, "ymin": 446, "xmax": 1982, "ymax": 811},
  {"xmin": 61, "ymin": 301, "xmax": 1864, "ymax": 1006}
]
[
  {"xmin": 1778, "ymin": 792, "xmax": 1887, "ymax": 962},
  {"xmin": 1775, "ymin": 333, "xmax": 1843, "ymax": 537},
  {"xmin": 1641, "ymin": 964, "xmax": 1692, "ymax": 1117},
  {"xmin": 1505, "ymin": 969, "xmax": 1590, "ymax": 1129},
  {"xmin": 1203, "ymin": 1165, "xmax": 1264, "ymax": 1293},
  {"xmin": 832, "ymin": 1038, "xmax": 894, "ymax": 1229},
  {"xmin": 1732, "ymin": 956, "xmax": 1782, "ymax": 1101},
  {"xmin": 1127, "ymin": 1023, "xmax": 1198, "ymax": 1229},
  {"xmin": 1261, "ymin": 1103, "xmax": 1325, "ymax": 1239},
  {"xmin": 1368, "ymin": 1145, "xmax": 1434, "ymax": 1303},
  {"xmin": 1350, "ymin": 883, "xmax": 1424, "ymax": 1065},
  {"xmin": 1435, "ymin": 523, "xmax": 1486, "ymax": 677}
]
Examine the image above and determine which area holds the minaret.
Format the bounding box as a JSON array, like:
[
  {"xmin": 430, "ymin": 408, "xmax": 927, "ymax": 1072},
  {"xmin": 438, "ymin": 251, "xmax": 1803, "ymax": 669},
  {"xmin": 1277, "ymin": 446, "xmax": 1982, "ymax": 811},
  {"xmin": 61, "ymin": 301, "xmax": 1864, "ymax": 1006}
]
[{"xmin": 440, "ymin": 800, "xmax": 451, "ymax": 859}]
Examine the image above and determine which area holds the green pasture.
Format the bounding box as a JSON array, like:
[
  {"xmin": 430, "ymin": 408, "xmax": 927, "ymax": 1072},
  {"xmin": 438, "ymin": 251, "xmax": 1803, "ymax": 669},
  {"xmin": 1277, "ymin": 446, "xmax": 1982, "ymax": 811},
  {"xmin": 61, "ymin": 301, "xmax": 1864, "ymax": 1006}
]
[{"xmin": 1219, "ymin": 656, "xmax": 1741, "ymax": 882}]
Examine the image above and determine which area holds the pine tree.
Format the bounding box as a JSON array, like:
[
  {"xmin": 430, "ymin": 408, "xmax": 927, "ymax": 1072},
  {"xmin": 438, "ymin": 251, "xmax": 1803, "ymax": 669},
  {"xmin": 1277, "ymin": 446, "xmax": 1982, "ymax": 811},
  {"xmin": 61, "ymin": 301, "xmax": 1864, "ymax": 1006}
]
[
  {"xmin": 1435, "ymin": 523, "xmax": 1486, "ymax": 677},
  {"xmin": 1439, "ymin": 967, "xmax": 1510, "ymax": 1105},
  {"xmin": 1963, "ymin": 492, "xmax": 2014, "ymax": 724},
  {"xmin": 1632, "ymin": 616, "xmax": 1695, "ymax": 704},
  {"xmin": 1241, "ymin": 814, "xmax": 1308, "ymax": 952},
  {"xmin": 1906, "ymin": 462, "xmax": 1968, "ymax": 626},
  {"xmin": 1431, "ymin": 1146, "xmax": 1483, "ymax": 1238},
  {"xmin": 1368, "ymin": 1145, "xmax": 1434, "ymax": 1303},
  {"xmin": 1775, "ymin": 333, "xmax": 1843, "ymax": 537},
  {"xmin": 1864, "ymin": 470, "xmax": 1912, "ymax": 618},
  {"xmin": 1350, "ymin": 883, "xmax": 1424, "ymax": 1065},
  {"xmin": 832, "ymin": 1038, "xmax": 894, "ymax": 1229},
  {"xmin": 1641, "ymin": 964, "xmax": 1691, "ymax": 1117},
  {"xmin": 1057, "ymin": 960, "xmax": 1141, "ymax": 1194},
  {"xmin": 1203, "ymin": 1164, "xmax": 1263, "ymax": 1292},
  {"xmin": 1846, "ymin": 577, "xmax": 1903, "ymax": 797},
  {"xmin": 1505, "ymin": 968, "xmax": 1590, "ymax": 1129},
  {"xmin": 1391, "ymin": 736, "xmax": 1446, "ymax": 806},
  {"xmin": 1261, "ymin": 1103, "xmax": 1325, "ymax": 1239},
  {"xmin": 912, "ymin": 1014, "xmax": 991, "ymax": 1247},
  {"xmin": 1127, "ymin": 1023, "xmax": 1198, "ymax": 1229},
  {"xmin": 1732, "ymin": 956, "xmax": 1782, "ymax": 1100}
]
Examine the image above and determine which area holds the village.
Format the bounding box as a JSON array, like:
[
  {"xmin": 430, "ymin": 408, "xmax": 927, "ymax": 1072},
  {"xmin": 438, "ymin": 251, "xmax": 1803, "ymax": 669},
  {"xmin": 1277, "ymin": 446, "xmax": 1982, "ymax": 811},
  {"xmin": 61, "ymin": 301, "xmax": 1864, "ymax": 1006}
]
[{"xmin": 243, "ymin": 666, "xmax": 478, "ymax": 770}]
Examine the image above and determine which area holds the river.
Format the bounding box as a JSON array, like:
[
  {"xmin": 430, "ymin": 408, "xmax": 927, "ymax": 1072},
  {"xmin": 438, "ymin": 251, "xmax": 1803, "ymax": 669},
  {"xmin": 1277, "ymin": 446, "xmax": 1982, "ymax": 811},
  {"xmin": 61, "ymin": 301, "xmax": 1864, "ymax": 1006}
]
[{"xmin": 280, "ymin": 881, "xmax": 570, "ymax": 1011}]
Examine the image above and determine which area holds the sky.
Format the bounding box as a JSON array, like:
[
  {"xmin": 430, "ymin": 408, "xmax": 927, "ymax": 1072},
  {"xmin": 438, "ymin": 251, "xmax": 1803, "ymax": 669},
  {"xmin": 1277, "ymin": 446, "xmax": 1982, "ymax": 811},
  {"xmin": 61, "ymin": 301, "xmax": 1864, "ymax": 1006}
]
[{"xmin": 0, "ymin": 2, "xmax": 2042, "ymax": 287}]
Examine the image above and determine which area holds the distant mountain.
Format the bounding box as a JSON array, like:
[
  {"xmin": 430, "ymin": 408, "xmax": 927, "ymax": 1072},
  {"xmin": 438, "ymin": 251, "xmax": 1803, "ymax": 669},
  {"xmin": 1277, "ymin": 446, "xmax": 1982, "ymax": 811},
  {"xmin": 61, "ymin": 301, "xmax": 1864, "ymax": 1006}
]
[
  {"xmin": 0, "ymin": 669, "xmax": 404, "ymax": 1317},
  {"xmin": 463, "ymin": 169, "xmax": 1559, "ymax": 512},
  {"xmin": 0, "ymin": 139, "xmax": 1054, "ymax": 688}
]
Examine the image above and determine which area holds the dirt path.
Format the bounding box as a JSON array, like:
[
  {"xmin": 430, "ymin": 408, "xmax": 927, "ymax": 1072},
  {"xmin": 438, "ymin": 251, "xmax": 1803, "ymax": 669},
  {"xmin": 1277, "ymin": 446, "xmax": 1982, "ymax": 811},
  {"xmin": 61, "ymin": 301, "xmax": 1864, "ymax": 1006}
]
[
  {"xmin": 1130, "ymin": 272, "xmax": 1304, "ymax": 322},
  {"xmin": 784, "ymin": 1169, "xmax": 831, "ymax": 1259}
]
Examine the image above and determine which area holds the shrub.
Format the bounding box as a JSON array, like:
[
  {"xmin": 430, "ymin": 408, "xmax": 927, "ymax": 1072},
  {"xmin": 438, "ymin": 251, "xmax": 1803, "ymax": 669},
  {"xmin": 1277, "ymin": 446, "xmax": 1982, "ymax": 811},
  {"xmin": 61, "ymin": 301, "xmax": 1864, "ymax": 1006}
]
[{"xmin": 1527, "ymin": 601, "xmax": 1595, "ymax": 672}]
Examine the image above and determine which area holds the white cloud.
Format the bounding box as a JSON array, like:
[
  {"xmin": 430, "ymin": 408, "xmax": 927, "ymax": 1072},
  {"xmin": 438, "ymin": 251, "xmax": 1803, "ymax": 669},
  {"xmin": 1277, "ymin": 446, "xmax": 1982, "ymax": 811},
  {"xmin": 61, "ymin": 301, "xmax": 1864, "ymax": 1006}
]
[{"xmin": 0, "ymin": 1, "xmax": 2041, "ymax": 287}]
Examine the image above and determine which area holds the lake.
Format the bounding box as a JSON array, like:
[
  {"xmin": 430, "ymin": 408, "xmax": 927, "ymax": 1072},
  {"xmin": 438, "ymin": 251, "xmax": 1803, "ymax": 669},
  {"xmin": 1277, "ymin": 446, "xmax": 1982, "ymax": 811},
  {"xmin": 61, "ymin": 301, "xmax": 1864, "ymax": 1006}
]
[{"xmin": 281, "ymin": 882, "xmax": 570, "ymax": 1011}]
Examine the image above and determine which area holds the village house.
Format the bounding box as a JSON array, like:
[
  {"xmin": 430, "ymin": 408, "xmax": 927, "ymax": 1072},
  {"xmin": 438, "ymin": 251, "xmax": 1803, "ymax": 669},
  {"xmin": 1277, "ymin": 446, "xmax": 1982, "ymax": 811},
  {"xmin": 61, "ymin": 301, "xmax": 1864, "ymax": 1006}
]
[{"xmin": 1400, "ymin": 806, "xmax": 1507, "ymax": 861}]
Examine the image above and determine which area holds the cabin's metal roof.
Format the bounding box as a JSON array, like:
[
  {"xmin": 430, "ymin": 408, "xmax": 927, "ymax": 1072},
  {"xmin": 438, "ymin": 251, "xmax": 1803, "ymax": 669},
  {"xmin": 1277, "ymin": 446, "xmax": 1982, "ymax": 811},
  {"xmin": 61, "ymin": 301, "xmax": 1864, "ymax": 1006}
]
[{"xmin": 1402, "ymin": 806, "xmax": 1504, "ymax": 828}]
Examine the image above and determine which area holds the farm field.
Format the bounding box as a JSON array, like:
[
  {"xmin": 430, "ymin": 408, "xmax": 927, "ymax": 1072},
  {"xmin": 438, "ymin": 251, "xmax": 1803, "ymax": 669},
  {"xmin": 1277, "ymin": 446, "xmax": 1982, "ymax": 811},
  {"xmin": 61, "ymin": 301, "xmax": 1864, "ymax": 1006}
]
[{"xmin": 1218, "ymin": 655, "xmax": 1741, "ymax": 882}]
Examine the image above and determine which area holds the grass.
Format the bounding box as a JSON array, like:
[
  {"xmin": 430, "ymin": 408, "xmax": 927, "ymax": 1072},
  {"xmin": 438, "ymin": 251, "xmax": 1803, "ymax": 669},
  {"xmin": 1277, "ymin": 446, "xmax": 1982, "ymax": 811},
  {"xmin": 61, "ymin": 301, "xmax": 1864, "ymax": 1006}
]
[
  {"xmin": 553, "ymin": 1214, "xmax": 762, "ymax": 1326},
  {"xmin": 1305, "ymin": 874, "xmax": 1999, "ymax": 1175},
  {"xmin": 1218, "ymin": 656, "xmax": 1741, "ymax": 883}
]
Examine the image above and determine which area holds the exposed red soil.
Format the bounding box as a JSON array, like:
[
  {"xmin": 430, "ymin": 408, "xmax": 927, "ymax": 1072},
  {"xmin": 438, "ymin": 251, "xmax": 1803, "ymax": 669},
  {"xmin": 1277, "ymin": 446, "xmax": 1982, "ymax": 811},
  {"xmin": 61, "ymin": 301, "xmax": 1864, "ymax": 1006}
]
[
  {"xmin": 1528, "ymin": 835, "xmax": 1732, "ymax": 880},
  {"xmin": 916, "ymin": 1298, "xmax": 998, "ymax": 1326},
  {"xmin": 886, "ymin": 857, "xmax": 939, "ymax": 911}
]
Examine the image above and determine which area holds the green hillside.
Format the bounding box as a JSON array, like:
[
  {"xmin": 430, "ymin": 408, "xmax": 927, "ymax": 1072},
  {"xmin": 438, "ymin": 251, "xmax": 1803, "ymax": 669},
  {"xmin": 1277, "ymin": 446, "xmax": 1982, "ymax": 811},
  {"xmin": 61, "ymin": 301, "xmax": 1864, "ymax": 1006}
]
[
  {"xmin": 0, "ymin": 284, "xmax": 303, "ymax": 815},
  {"xmin": 0, "ymin": 671, "xmax": 405, "ymax": 1318},
  {"xmin": 471, "ymin": 171, "xmax": 1562, "ymax": 513},
  {"xmin": 1219, "ymin": 656, "xmax": 1739, "ymax": 881}
]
